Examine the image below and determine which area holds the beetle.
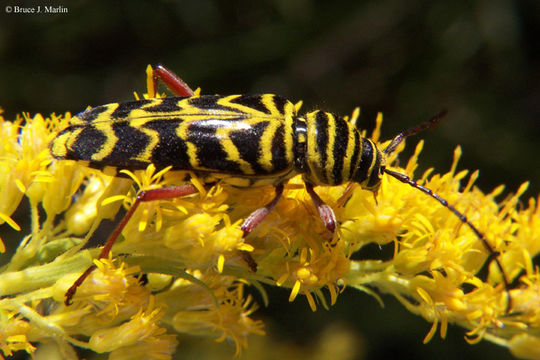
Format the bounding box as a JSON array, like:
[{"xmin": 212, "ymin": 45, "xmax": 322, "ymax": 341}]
[{"xmin": 51, "ymin": 65, "xmax": 510, "ymax": 308}]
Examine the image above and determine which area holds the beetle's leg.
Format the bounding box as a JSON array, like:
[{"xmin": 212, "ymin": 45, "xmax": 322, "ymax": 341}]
[
  {"xmin": 152, "ymin": 64, "xmax": 195, "ymax": 98},
  {"xmin": 305, "ymin": 183, "xmax": 336, "ymax": 233},
  {"xmin": 65, "ymin": 184, "xmax": 198, "ymax": 305},
  {"xmin": 238, "ymin": 185, "xmax": 285, "ymax": 272},
  {"xmin": 239, "ymin": 251, "xmax": 259, "ymax": 273},
  {"xmin": 240, "ymin": 185, "xmax": 284, "ymax": 237}
]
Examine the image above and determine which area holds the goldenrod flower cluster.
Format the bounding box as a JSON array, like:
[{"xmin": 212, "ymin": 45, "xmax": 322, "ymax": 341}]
[{"xmin": 0, "ymin": 76, "xmax": 538, "ymax": 359}]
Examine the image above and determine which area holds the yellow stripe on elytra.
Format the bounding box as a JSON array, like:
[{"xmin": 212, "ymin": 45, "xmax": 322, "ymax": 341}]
[
  {"xmin": 219, "ymin": 95, "xmax": 265, "ymax": 116},
  {"xmin": 79, "ymin": 103, "xmax": 119, "ymax": 125},
  {"xmin": 282, "ymin": 101, "xmax": 296, "ymax": 165},
  {"xmin": 90, "ymin": 122, "xmax": 118, "ymax": 162},
  {"xmin": 176, "ymin": 121, "xmax": 200, "ymax": 169},
  {"xmin": 260, "ymin": 94, "xmax": 278, "ymax": 115},
  {"xmin": 125, "ymin": 116, "xmax": 163, "ymax": 162},
  {"xmin": 64, "ymin": 127, "xmax": 84, "ymax": 154},
  {"xmin": 125, "ymin": 99, "xmax": 185, "ymax": 121},
  {"xmin": 137, "ymin": 127, "xmax": 160, "ymax": 162},
  {"xmin": 65, "ymin": 103, "xmax": 120, "ymax": 161},
  {"xmin": 216, "ymin": 126, "xmax": 254, "ymax": 175},
  {"xmin": 260, "ymin": 95, "xmax": 297, "ymax": 167},
  {"xmin": 50, "ymin": 131, "xmax": 73, "ymax": 157},
  {"xmin": 324, "ymin": 113, "xmax": 337, "ymax": 184},
  {"xmin": 258, "ymin": 117, "xmax": 280, "ymax": 172}
]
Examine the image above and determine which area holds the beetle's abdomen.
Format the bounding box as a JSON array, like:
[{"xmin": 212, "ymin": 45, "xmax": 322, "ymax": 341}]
[{"xmin": 51, "ymin": 95, "xmax": 298, "ymax": 179}]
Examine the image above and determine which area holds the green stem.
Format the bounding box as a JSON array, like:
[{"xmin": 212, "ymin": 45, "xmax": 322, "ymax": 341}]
[{"xmin": 0, "ymin": 251, "xmax": 94, "ymax": 297}]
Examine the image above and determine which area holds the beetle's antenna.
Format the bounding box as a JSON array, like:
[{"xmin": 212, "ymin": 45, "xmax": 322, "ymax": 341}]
[
  {"xmin": 382, "ymin": 110, "xmax": 511, "ymax": 312},
  {"xmin": 384, "ymin": 168, "xmax": 511, "ymax": 312},
  {"xmin": 384, "ymin": 110, "xmax": 447, "ymax": 155}
]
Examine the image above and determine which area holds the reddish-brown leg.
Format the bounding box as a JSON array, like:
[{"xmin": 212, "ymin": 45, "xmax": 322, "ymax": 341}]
[
  {"xmin": 65, "ymin": 184, "xmax": 198, "ymax": 305},
  {"xmin": 239, "ymin": 184, "xmax": 337, "ymax": 271},
  {"xmin": 305, "ymin": 183, "xmax": 336, "ymax": 233},
  {"xmin": 238, "ymin": 185, "xmax": 285, "ymax": 272},
  {"xmin": 239, "ymin": 251, "xmax": 259, "ymax": 272},
  {"xmin": 153, "ymin": 64, "xmax": 195, "ymax": 97},
  {"xmin": 240, "ymin": 185, "xmax": 284, "ymax": 237}
]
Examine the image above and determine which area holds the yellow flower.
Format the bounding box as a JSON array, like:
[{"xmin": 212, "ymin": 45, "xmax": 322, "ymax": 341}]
[
  {"xmin": 0, "ymin": 66, "xmax": 538, "ymax": 359},
  {"xmin": 53, "ymin": 257, "xmax": 143, "ymax": 312},
  {"xmin": 0, "ymin": 310, "xmax": 35, "ymax": 357},
  {"xmin": 168, "ymin": 280, "xmax": 264, "ymax": 356},
  {"xmin": 88, "ymin": 297, "xmax": 176, "ymax": 356}
]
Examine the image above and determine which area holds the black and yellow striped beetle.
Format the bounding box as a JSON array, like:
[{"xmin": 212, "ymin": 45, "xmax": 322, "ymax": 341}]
[{"xmin": 51, "ymin": 65, "xmax": 510, "ymax": 308}]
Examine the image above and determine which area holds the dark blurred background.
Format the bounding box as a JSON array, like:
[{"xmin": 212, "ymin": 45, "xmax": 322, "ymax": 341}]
[{"xmin": 1, "ymin": 1, "xmax": 538, "ymax": 359}]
